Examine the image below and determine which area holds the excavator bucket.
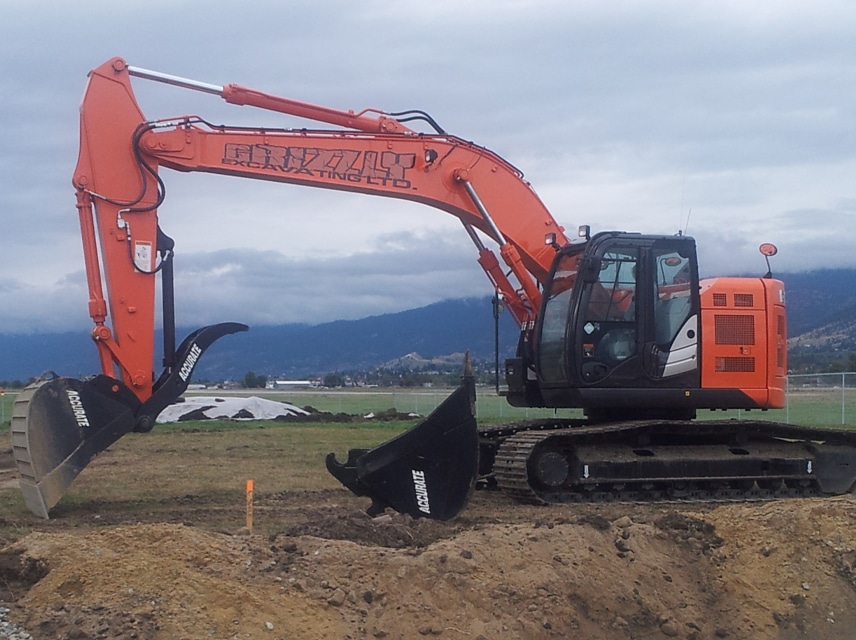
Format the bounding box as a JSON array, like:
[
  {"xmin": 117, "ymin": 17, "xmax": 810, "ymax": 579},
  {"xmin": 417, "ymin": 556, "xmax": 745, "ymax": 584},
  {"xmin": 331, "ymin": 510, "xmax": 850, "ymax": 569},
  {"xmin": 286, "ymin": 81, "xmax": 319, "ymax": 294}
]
[
  {"xmin": 326, "ymin": 362, "xmax": 479, "ymax": 521},
  {"xmin": 10, "ymin": 323, "xmax": 247, "ymax": 519},
  {"xmin": 11, "ymin": 374, "xmax": 141, "ymax": 518}
]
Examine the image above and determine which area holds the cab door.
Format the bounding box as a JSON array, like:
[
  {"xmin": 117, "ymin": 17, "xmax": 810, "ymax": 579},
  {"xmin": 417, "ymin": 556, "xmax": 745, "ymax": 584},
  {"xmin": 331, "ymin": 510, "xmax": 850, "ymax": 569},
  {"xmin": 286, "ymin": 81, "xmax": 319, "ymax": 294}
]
[
  {"xmin": 646, "ymin": 241, "xmax": 700, "ymax": 383},
  {"xmin": 571, "ymin": 236, "xmax": 700, "ymax": 388},
  {"xmin": 574, "ymin": 244, "xmax": 641, "ymax": 386}
]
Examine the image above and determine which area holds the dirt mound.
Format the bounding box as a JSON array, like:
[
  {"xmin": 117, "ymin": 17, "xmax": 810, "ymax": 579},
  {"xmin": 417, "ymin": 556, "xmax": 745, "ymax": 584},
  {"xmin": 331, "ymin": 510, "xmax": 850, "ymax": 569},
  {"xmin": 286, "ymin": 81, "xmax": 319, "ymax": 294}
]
[{"xmin": 3, "ymin": 495, "xmax": 856, "ymax": 639}]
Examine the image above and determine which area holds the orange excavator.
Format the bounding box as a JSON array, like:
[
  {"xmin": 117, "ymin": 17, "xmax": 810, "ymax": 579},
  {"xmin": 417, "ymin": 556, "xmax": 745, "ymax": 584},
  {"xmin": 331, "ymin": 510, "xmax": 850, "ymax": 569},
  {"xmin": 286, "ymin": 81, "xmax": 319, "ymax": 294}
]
[{"xmin": 12, "ymin": 57, "xmax": 856, "ymax": 519}]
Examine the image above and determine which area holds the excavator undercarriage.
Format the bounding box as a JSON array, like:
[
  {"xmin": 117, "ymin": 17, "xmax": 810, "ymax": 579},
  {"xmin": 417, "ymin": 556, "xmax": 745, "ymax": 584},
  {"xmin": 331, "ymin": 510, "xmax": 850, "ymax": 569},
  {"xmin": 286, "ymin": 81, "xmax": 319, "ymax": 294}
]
[{"xmin": 480, "ymin": 418, "xmax": 856, "ymax": 505}]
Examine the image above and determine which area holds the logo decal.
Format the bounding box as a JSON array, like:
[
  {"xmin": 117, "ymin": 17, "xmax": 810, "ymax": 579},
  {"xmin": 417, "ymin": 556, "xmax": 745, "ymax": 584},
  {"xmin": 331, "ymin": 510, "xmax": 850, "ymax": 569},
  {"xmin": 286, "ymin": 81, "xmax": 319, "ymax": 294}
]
[
  {"xmin": 222, "ymin": 144, "xmax": 416, "ymax": 189},
  {"xmin": 66, "ymin": 390, "xmax": 90, "ymax": 428},
  {"xmin": 178, "ymin": 343, "xmax": 203, "ymax": 382},
  {"xmin": 411, "ymin": 469, "xmax": 431, "ymax": 515}
]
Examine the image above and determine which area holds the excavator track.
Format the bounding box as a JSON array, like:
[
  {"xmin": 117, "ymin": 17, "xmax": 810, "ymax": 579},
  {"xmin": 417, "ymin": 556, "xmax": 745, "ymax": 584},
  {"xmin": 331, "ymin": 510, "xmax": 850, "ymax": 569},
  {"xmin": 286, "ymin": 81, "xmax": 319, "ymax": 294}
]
[{"xmin": 480, "ymin": 419, "xmax": 856, "ymax": 506}]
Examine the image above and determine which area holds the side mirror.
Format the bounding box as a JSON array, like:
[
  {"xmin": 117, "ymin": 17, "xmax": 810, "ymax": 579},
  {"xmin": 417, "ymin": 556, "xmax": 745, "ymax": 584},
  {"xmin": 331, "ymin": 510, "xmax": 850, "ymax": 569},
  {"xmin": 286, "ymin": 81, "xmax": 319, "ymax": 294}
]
[{"xmin": 759, "ymin": 243, "xmax": 778, "ymax": 278}]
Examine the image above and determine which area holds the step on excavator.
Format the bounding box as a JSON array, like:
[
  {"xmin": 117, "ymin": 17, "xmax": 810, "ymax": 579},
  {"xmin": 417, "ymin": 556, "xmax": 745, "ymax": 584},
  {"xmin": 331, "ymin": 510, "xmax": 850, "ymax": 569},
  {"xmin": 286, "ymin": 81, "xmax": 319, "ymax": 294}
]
[{"xmin": 12, "ymin": 57, "xmax": 856, "ymax": 519}]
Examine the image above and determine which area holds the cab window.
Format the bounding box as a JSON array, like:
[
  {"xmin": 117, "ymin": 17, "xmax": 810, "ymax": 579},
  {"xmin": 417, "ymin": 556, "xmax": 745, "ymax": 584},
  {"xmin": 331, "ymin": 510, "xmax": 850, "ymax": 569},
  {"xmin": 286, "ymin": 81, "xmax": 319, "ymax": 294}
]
[{"xmin": 537, "ymin": 251, "xmax": 582, "ymax": 385}]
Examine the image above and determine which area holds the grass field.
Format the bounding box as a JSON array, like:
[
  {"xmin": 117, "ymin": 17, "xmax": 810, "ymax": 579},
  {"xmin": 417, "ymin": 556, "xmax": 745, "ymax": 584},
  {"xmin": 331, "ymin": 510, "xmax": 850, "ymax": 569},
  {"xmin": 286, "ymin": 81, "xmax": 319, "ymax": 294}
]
[
  {"xmin": 1, "ymin": 385, "xmax": 855, "ymax": 431},
  {"xmin": 0, "ymin": 384, "xmax": 853, "ymax": 532},
  {"xmin": 0, "ymin": 417, "xmax": 414, "ymax": 525},
  {"xmin": 202, "ymin": 385, "xmax": 856, "ymax": 427},
  {"xmin": 192, "ymin": 385, "xmax": 856, "ymax": 426}
]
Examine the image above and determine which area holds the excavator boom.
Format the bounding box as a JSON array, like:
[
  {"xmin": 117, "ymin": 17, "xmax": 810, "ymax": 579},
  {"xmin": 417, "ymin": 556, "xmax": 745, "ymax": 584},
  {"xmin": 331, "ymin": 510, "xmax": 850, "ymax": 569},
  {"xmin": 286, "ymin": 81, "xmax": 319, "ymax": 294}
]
[{"xmin": 14, "ymin": 57, "xmax": 567, "ymax": 519}]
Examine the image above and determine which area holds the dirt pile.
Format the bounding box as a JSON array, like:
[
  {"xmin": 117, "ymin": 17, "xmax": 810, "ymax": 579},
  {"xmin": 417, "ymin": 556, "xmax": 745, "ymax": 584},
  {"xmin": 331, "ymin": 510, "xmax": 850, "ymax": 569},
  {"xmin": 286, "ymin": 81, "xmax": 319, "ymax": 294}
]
[{"xmin": 1, "ymin": 494, "xmax": 856, "ymax": 639}]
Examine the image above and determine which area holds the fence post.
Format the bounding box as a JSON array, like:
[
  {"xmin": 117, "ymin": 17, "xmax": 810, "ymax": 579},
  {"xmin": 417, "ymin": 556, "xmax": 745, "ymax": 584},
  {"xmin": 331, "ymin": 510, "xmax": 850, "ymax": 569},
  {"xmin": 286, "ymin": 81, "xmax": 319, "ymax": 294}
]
[{"xmin": 785, "ymin": 375, "xmax": 790, "ymax": 424}]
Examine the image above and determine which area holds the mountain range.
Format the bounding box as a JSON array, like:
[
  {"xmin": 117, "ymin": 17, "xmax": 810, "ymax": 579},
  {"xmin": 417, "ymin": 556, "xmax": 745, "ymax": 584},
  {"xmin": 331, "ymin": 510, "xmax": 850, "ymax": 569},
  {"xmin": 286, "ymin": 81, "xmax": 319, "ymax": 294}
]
[
  {"xmin": 1, "ymin": 269, "xmax": 853, "ymax": 383},
  {"xmin": 0, "ymin": 298, "xmax": 519, "ymax": 383}
]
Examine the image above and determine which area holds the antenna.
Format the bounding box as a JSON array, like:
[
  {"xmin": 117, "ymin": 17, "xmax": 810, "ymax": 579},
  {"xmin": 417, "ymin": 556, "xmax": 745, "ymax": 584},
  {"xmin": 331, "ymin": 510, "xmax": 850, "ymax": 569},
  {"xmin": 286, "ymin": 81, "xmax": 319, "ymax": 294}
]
[
  {"xmin": 677, "ymin": 177, "xmax": 691, "ymax": 236},
  {"xmin": 676, "ymin": 209, "xmax": 691, "ymax": 236}
]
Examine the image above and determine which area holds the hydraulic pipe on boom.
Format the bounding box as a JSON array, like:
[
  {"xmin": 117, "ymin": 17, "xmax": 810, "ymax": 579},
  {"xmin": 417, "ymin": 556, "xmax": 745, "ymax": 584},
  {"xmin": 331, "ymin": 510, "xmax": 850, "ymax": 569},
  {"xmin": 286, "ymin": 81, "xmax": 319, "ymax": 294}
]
[{"xmin": 128, "ymin": 63, "xmax": 417, "ymax": 134}]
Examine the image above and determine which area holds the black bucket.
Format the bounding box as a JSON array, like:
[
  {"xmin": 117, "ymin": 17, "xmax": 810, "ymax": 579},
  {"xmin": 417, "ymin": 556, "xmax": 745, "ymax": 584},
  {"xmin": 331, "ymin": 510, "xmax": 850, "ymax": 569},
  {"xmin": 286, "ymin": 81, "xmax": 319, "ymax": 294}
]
[{"xmin": 326, "ymin": 374, "xmax": 479, "ymax": 521}]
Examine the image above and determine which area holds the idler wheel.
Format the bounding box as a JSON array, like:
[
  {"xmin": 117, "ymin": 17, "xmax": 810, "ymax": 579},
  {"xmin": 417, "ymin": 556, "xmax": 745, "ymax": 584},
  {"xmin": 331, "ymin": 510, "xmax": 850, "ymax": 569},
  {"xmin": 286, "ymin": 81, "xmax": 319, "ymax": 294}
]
[{"xmin": 532, "ymin": 451, "xmax": 569, "ymax": 488}]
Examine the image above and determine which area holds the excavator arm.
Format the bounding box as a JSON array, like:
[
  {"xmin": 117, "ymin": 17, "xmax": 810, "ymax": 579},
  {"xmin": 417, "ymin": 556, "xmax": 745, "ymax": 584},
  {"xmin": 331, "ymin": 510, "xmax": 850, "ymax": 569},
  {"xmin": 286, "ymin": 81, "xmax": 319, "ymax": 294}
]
[{"xmin": 13, "ymin": 57, "xmax": 568, "ymax": 519}]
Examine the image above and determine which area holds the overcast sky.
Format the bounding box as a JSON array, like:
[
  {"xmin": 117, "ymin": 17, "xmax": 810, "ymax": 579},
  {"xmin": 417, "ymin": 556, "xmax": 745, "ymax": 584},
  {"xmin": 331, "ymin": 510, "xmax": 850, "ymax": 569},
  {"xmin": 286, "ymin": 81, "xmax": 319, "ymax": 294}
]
[{"xmin": 1, "ymin": 0, "xmax": 855, "ymax": 335}]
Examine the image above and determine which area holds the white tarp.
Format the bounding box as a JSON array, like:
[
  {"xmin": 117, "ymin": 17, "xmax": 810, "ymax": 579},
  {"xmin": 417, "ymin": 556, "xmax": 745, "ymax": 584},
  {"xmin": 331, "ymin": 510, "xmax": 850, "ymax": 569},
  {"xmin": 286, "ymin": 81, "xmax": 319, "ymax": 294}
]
[{"xmin": 156, "ymin": 396, "xmax": 310, "ymax": 423}]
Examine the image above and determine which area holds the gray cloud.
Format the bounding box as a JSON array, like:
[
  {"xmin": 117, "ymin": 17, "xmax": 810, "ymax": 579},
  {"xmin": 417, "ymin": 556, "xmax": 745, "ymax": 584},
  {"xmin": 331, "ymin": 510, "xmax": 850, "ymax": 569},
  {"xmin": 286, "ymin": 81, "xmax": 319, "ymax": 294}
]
[
  {"xmin": 171, "ymin": 229, "xmax": 486, "ymax": 327},
  {"xmin": 0, "ymin": 229, "xmax": 488, "ymax": 333},
  {"xmin": 1, "ymin": 0, "xmax": 856, "ymax": 336}
]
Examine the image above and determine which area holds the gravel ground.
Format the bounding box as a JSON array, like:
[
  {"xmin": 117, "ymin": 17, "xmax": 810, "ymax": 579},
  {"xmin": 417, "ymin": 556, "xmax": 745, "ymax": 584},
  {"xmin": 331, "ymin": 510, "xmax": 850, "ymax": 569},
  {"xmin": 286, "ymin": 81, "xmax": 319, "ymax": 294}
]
[{"xmin": 0, "ymin": 608, "xmax": 30, "ymax": 640}]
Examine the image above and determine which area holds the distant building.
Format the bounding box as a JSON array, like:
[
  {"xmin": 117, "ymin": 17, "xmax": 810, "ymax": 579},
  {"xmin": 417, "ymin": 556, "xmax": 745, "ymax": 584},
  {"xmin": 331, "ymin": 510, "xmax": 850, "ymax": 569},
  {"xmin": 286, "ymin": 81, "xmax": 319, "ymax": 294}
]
[{"xmin": 265, "ymin": 380, "xmax": 317, "ymax": 390}]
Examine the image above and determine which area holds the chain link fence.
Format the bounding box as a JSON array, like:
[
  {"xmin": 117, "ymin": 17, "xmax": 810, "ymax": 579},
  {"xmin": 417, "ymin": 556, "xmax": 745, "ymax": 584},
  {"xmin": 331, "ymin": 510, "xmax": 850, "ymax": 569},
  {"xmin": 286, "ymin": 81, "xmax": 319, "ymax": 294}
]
[
  {"xmin": 239, "ymin": 373, "xmax": 856, "ymax": 427},
  {"xmin": 372, "ymin": 373, "xmax": 856, "ymax": 426},
  {"xmin": 785, "ymin": 372, "xmax": 855, "ymax": 426},
  {"xmin": 331, "ymin": 372, "xmax": 856, "ymax": 427}
]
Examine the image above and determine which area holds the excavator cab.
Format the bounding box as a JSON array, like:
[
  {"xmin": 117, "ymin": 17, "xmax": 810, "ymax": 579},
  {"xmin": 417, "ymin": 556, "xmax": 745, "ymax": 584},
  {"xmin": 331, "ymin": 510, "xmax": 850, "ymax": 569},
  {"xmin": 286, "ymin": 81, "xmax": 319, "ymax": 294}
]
[
  {"xmin": 507, "ymin": 232, "xmax": 703, "ymax": 419},
  {"xmin": 508, "ymin": 230, "xmax": 789, "ymax": 420}
]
